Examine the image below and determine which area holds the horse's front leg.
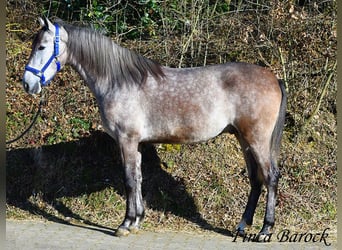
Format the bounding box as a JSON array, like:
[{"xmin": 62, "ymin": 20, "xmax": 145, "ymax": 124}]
[{"xmin": 116, "ymin": 138, "xmax": 144, "ymax": 237}]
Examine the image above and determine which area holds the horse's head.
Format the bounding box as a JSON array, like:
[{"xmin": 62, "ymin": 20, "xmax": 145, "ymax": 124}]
[{"xmin": 23, "ymin": 17, "xmax": 68, "ymax": 94}]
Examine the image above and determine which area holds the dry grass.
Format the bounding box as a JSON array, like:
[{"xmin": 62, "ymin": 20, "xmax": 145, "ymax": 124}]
[{"xmin": 6, "ymin": 0, "xmax": 336, "ymax": 241}]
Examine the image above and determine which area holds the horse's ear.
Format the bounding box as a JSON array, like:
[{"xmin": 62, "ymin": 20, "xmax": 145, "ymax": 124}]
[
  {"xmin": 38, "ymin": 17, "xmax": 53, "ymax": 30},
  {"xmin": 38, "ymin": 17, "xmax": 45, "ymax": 28}
]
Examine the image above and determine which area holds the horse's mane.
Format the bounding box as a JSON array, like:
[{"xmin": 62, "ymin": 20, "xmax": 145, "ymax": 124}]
[{"xmin": 57, "ymin": 21, "xmax": 164, "ymax": 88}]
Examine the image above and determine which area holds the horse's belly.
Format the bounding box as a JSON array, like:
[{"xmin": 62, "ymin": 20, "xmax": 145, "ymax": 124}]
[{"xmin": 142, "ymin": 113, "xmax": 231, "ymax": 144}]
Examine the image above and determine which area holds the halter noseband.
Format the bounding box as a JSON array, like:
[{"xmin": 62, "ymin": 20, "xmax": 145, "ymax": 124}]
[{"xmin": 25, "ymin": 23, "xmax": 61, "ymax": 86}]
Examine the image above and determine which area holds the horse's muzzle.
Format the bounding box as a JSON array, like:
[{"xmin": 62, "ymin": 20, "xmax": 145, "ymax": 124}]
[{"xmin": 22, "ymin": 79, "xmax": 41, "ymax": 95}]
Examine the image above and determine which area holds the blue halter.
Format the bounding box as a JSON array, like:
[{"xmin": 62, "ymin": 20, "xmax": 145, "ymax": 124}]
[{"xmin": 25, "ymin": 23, "xmax": 61, "ymax": 86}]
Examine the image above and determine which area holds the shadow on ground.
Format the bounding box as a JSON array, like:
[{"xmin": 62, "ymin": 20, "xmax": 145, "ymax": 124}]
[{"xmin": 6, "ymin": 130, "xmax": 232, "ymax": 237}]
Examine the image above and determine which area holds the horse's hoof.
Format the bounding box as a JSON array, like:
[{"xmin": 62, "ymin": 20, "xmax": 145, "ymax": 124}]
[
  {"xmin": 257, "ymin": 225, "xmax": 272, "ymax": 242},
  {"xmin": 115, "ymin": 227, "xmax": 130, "ymax": 237},
  {"xmin": 235, "ymin": 220, "xmax": 249, "ymax": 237},
  {"xmin": 129, "ymin": 226, "xmax": 140, "ymax": 234}
]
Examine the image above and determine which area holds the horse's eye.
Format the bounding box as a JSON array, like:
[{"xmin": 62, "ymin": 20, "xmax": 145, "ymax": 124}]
[{"xmin": 38, "ymin": 46, "xmax": 45, "ymax": 51}]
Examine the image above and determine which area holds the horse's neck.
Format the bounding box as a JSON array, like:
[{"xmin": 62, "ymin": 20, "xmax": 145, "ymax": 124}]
[
  {"xmin": 67, "ymin": 57, "xmax": 93, "ymax": 88},
  {"xmin": 66, "ymin": 46, "xmax": 112, "ymax": 97}
]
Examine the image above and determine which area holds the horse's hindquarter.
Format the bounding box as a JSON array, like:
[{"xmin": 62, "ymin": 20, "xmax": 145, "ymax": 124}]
[{"xmin": 221, "ymin": 63, "xmax": 282, "ymax": 147}]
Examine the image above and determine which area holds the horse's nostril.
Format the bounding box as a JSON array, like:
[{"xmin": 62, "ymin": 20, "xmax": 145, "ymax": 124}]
[{"xmin": 24, "ymin": 82, "xmax": 29, "ymax": 92}]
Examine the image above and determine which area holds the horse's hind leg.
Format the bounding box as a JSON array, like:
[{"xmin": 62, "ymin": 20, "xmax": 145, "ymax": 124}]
[
  {"xmin": 235, "ymin": 138, "xmax": 263, "ymax": 236},
  {"xmin": 235, "ymin": 131, "xmax": 280, "ymax": 238},
  {"xmin": 258, "ymin": 153, "xmax": 280, "ymax": 237}
]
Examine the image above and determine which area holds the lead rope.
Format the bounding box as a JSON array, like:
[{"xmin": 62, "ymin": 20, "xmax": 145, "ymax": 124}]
[{"xmin": 6, "ymin": 92, "xmax": 45, "ymax": 145}]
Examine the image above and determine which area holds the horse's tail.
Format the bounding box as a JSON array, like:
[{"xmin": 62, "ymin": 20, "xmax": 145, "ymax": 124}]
[{"xmin": 270, "ymin": 79, "xmax": 287, "ymax": 162}]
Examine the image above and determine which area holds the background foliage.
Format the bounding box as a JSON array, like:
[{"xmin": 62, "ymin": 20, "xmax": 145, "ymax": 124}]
[{"xmin": 6, "ymin": 0, "xmax": 336, "ymax": 239}]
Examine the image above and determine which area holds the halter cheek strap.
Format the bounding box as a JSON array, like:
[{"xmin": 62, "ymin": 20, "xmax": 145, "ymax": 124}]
[{"xmin": 25, "ymin": 23, "xmax": 61, "ymax": 86}]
